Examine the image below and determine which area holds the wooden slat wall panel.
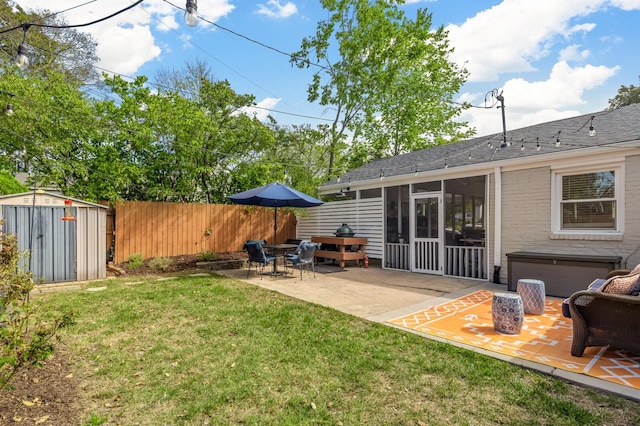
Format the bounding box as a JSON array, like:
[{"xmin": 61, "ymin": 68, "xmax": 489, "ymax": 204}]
[
  {"xmin": 297, "ymin": 198, "xmax": 383, "ymax": 258},
  {"xmin": 112, "ymin": 201, "xmax": 296, "ymax": 263}
]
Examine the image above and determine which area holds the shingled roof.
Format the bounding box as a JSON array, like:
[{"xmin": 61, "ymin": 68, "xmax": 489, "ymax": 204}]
[{"xmin": 321, "ymin": 103, "xmax": 640, "ymax": 187}]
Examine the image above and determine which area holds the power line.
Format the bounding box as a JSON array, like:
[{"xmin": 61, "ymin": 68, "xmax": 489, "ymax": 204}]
[
  {"xmin": 0, "ymin": 1, "xmax": 143, "ymax": 35},
  {"xmin": 159, "ymin": 0, "xmax": 329, "ymax": 71}
]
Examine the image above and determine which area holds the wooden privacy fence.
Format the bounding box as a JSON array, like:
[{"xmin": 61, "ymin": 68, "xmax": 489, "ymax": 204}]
[{"xmin": 110, "ymin": 201, "xmax": 296, "ymax": 264}]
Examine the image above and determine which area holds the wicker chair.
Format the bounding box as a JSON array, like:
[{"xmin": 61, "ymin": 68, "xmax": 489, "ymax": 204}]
[{"xmin": 568, "ymin": 289, "xmax": 640, "ymax": 357}]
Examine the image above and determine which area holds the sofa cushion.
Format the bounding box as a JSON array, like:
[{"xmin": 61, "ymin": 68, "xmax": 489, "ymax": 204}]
[
  {"xmin": 588, "ymin": 278, "xmax": 607, "ymax": 291},
  {"xmin": 602, "ymin": 273, "xmax": 640, "ymax": 295}
]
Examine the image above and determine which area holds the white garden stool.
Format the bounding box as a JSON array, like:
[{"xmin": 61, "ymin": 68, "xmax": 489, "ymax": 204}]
[
  {"xmin": 492, "ymin": 293, "xmax": 524, "ymax": 335},
  {"xmin": 516, "ymin": 279, "xmax": 546, "ymax": 315}
]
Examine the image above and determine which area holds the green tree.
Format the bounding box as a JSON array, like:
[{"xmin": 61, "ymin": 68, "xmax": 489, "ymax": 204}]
[
  {"xmin": 608, "ymin": 76, "xmax": 640, "ymax": 109},
  {"xmin": 0, "ymin": 170, "xmax": 25, "ymax": 194},
  {"xmin": 1, "ymin": 1, "xmax": 99, "ymax": 85},
  {"xmin": 0, "ymin": 69, "xmax": 97, "ymax": 197},
  {"xmin": 88, "ymin": 71, "xmax": 277, "ymax": 202},
  {"xmin": 266, "ymin": 121, "xmax": 333, "ymax": 198},
  {"xmin": 292, "ymin": 0, "xmax": 472, "ymax": 176}
]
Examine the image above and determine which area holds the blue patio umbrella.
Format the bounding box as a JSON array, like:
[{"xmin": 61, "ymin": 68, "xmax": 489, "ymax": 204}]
[{"xmin": 229, "ymin": 182, "xmax": 323, "ymax": 245}]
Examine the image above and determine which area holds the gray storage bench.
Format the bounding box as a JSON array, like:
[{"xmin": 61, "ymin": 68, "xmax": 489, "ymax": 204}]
[{"xmin": 506, "ymin": 251, "xmax": 621, "ymax": 298}]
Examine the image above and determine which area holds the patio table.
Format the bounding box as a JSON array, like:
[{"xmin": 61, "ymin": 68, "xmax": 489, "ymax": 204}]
[{"xmin": 264, "ymin": 243, "xmax": 298, "ymax": 276}]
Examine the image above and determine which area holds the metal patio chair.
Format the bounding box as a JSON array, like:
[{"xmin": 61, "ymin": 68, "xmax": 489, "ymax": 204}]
[
  {"xmin": 243, "ymin": 241, "xmax": 277, "ymax": 279},
  {"xmin": 285, "ymin": 242, "xmax": 318, "ymax": 279}
]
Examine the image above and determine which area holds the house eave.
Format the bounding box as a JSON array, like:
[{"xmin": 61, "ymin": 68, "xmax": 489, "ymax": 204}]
[{"xmin": 318, "ymin": 140, "xmax": 640, "ymax": 196}]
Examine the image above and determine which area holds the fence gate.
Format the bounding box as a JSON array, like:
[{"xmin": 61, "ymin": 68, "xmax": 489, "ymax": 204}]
[{"xmin": 2, "ymin": 205, "xmax": 77, "ymax": 283}]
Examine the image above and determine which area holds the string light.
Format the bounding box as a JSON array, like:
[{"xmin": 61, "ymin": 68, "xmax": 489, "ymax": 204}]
[
  {"xmin": 184, "ymin": 0, "xmax": 197, "ymax": 27},
  {"xmin": 536, "ymin": 137, "xmax": 541, "ymax": 152},
  {"xmin": 1, "ymin": 1, "xmax": 144, "ymax": 68},
  {"xmin": 589, "ymin": 116, "xmax": 596, "ymax": 136},
  {"xmin": 15, "ymin": 25, "xmax": 30, "ymax": 69},
  {"xmin": 1, "ymin": 91, "xmax": 16, "ymax": 116},
  {"xmin": 555, "ymin": 131, "xmax": 561, "ymax": 147}
]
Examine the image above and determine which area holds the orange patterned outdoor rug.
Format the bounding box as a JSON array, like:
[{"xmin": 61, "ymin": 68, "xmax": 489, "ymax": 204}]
[{"xmin": 389, "ymin": 290, "xmax": 640, "ymax": 391}]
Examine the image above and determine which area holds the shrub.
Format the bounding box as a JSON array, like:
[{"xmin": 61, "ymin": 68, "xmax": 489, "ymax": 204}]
[
  {"xmin": 0, "ymin": 232, "xmax": 75, "ymax": 391},
  {"xmin": 196, "ymin": 250, "xmax": 218, "ymax": 262},
  {"xmin": 127, "ymin": 253, "xmax": 144, "ymax": 270},
  {"xmin": 148, "ymin": 257, "xmax": 172, "ymax": 271}
]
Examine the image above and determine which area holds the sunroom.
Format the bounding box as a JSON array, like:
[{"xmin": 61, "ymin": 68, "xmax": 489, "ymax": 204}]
[{"xmin": 382, "ymin": 175, "xmax": 487, "ymax": 279}]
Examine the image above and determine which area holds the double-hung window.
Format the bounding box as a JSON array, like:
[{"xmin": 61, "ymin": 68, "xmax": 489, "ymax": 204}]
[{"xmin": 552, "ymin": 164, "xmax": 623, "ymax": 237}]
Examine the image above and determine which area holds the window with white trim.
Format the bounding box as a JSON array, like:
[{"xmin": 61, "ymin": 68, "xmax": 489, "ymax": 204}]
[{"xmin": 552, "ymin": 165, "xmax": 622, "ymax": 233}]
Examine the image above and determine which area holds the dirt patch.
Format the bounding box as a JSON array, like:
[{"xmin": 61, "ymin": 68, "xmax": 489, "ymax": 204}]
[{"xmin": 0, "ymin": 349, "xmax": 81, "ymax": 425}]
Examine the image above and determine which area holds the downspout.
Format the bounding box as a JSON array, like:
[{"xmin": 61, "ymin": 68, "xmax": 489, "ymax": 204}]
[{"xmin": 493, "ymin": 166, "xmax": 502, "ymax": 283}]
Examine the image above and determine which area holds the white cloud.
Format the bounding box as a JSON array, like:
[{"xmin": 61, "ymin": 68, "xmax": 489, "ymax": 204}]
[
  {"xmin": 558, "ymin": 45, "xmax": 590, "ymax": 62},
  {"xmin": 446, "ymin": 0, "xmax": 608, "ymax": 82},
  {"xmin": 459, "ymin": 61, "xmax": 619, "ymax": 136},
  {"xmin": 256, "ymin": 0, "xmax": 298, "ymax": 18},
  {"xmin": 445, "ymin": 0, "xmax": 640, "ymax": 136},
  {"xmin": 90, "ymin": 22, "xmax": 161, "ymax": 75},
  {"xmin": 237, "ymin": 97, "xmax": 281, "ymax": 121},
  {"xmin": 14, "ymin": 0, "xmax": 235, "ymax": 74},
  {"xmin": 610, "ymin": 0, "xmax": 640, "ymax": 10}
]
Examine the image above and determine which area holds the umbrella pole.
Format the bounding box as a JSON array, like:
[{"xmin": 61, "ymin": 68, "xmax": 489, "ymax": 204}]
[
  {"xmin": 273, "ymin": 207, "xmax": 278, "ymax": 274},
  {"xmin": 274, "ymin": 206, "xmax": 278, "ymax": 246}
]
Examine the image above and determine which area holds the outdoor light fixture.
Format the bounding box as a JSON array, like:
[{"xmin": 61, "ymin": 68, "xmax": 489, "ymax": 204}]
[
  {"xmin": 589, "ymin": 116, "xmax": 596, "ymax": 136},
  {"xmin": 15, "ymin": 43, "xmax": 28, "ymax": 68},
  {"xmin": 15, "ymin": 24, "xmax": 30, "ymax": 69},
  {"xmin": 1, "ymin": 91, "xmax": 15, "ymax": 116},
  {"xmin": 185, "ymin": 0, "xmax": 198, "ymax": 27}
]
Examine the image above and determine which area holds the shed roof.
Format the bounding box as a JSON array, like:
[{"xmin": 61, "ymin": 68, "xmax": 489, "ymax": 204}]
[
  {"xmin": 321, "ymin": 103, "xmax": 640, "ymax": 187},
  {"xmin": 0, "ymin": 191, "xmax": 108, "ymax": 209}
]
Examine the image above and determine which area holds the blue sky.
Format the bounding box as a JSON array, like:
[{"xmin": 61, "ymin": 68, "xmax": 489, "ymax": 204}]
[{"xmin": 14, "ymin": 0, "xmax": 640, "ymax": 137}]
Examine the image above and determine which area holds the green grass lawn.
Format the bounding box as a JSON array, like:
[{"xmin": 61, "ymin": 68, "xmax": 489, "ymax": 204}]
[{"xmin": 38, "ymin": 274, "xmax": 640, "ymax": 425}]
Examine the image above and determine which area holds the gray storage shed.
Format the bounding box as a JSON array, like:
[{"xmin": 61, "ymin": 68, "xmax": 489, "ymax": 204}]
[{"xmin": 0, "ymin": 191, "xmax": 107, "ymax": 283}]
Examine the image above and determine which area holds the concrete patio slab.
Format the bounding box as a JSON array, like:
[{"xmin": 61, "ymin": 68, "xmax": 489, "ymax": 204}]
[
  {"xmin": 216, "ymin": 264, "xmax": 482, "ymax": 319},
  {"xmin": 216, "ymin": 264, "xmax": 640, "ymax": 402}
]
